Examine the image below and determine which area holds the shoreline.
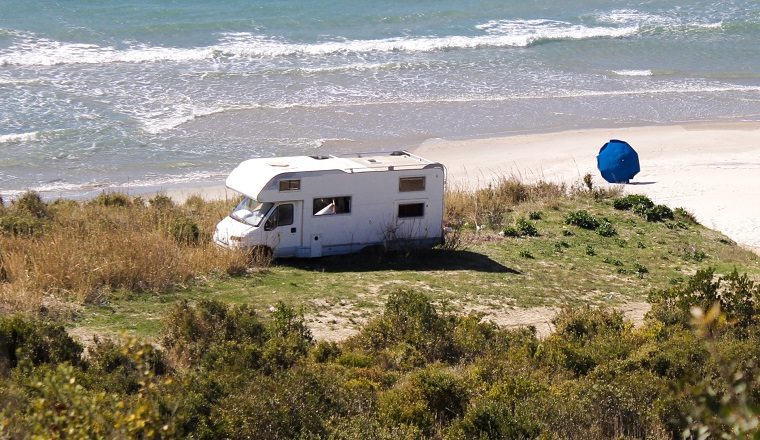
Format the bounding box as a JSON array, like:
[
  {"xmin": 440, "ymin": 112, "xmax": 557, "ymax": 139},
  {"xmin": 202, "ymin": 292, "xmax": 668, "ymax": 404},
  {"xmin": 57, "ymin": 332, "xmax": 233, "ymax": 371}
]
[
  {"xmin": 10, "ymin": 121, "xmax": 760, "ymax": 250},
  {"xmin": 413, "ymin": 121, "xmax": 760, "ymax": 250}
]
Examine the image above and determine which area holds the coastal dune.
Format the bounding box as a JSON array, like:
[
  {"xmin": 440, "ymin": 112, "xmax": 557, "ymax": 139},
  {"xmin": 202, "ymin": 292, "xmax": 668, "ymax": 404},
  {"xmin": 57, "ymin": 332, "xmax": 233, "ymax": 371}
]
[{"xmin": 414, "ymin": 122, "xmax": 760, "ymax": 251}]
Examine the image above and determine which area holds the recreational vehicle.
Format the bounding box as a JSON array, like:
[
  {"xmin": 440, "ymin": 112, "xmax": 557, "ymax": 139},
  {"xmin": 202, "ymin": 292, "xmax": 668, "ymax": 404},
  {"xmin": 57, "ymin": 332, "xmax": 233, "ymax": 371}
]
[{"xmin": 213, "ymin": 151, "xmax": 445, "ymax": 258}]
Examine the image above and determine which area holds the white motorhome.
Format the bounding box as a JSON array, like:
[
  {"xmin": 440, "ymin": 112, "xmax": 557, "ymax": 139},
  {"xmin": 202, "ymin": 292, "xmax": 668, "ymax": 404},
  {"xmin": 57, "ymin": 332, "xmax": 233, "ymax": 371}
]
[{"xmin": 213, "ymin": 151, "xmax": 445, "ymax": 258}]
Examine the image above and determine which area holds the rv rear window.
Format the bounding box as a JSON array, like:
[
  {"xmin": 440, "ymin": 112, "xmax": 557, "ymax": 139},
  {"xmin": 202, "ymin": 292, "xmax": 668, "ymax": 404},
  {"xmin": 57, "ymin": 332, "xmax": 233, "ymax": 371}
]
[
  {"xmin": 313, "ymin": 196, "xmax": 351, "ymax": 216},
  {"xmin": 399, "ymin": 177, "xmax": 425, "ymax": 192},
  {"xmin": 398, "ymin": 203, "xmax": 425, "ymax": 218},
  {"xmin": 279, "ymin": 179, "xmax": 301, "ymax": 191}
]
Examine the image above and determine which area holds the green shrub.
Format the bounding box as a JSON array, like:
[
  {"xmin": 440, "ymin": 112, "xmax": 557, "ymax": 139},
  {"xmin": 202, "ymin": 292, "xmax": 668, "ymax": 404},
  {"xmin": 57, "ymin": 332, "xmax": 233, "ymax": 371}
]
[
  {"xmin": 380, "ymin": 367, "xmax": 468, "ymax": 433},
  {"xmin": 501, "ymin": 226, "xmax": 519, "ymax": 237},
  {"xmin": 149, "ymin": 194, "xmax": 174, "ymax": 210},
  {"xmin": 451, "ymin": 377, "xmax": 546, "ymax": 440},
  {"xmin": 585, "ymin": 245, "xmax": 596, "ymax": 256},
  {"xmin": 519, "ymin": 249, "xmax": 534, "ymax": 259},
  {"xmin": 161, "ymin": 300, "xmax": 267, "ymax": 368},
  {"xmin": 613, "ymin": 195, "xmax": 654, "ymax": 211},
  {"xmin": 0, "ymin": 315, "xmax": 83, "ymax": 374},
  {"xmin": 90, "ymin": 192, "xmax": 131, "ymax": 207},
  {"xmin": 603, "ymin": 257, "xmax": 624, "ymax": 267},
  {"xmin": 645, "ymin": 205, "xmax": 674, "ymax": 222},
  {"xmin": 674, "ymin": 207, "xmax": 699, "ymax": 224},
  {"xmin": 648, "ymin": 268, "xmax": 760, "ymax": 329},
  {"xmin": 11, "ymin": 191, "xmax": 49, "ymax": 219},
  {"xmin": 87, "ymin": 337, "xmax": 169, "ymax": 394},
  {"xmin": 170, "ymin": 217, "xmax": 201, "ymax": 245},
  {"xmin": 0, "ymin": 214, "xmax": 43, "ymax": 236},
  {"xmin": 516, "ymin": 218, "xmax": 538, "ymax": 237},
  {"xmin": 564, "ymin": 210, "xmax": 600, "ymax": 230},
  {"xmin": 312, "ymin": 340, "xmax": 341, "ymax": 363},
  {"xmin": 350, "ymin": 290, "xmax": 455, "ymax": 363},
  {"xmin": 528, "ymin": 211, "xmax": 542, "ymax": 220},
  {"xmin": 595, "ymin": 220, "xmax": 617, "ymax": 237}
]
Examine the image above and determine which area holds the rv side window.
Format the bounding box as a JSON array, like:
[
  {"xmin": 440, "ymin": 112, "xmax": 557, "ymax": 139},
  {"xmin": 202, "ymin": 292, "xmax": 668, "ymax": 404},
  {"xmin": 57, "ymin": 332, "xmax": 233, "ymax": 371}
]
[
  {"xmin": 398, "ymin": 203, "xmax": 424, "ymax": 218},
  {"xmin": 313, "ymin": 196, "xmax": 351, "ymax": 216},
  {"xmin": 399, "ymin": 177, "xmax": 425, "ymax": 192},
  {"xmin": 264, "ymin": 204, "xmax": 294, "ymax": 230},
  {"xmin": 279, "ymin": 179, "xmax": 301, "ymax": 191}
]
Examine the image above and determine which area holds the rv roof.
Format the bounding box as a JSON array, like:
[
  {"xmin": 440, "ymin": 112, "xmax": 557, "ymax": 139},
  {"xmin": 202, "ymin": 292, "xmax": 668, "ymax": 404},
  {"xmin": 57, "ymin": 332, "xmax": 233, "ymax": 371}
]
[{"xmin": 226, "ymin": 150, "xmax": 441, "ymax": 198}]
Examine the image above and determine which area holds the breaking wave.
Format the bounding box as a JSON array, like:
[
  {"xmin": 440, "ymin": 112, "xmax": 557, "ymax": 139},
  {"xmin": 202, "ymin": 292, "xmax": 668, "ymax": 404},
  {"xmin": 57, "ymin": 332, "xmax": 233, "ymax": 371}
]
[{"xmin": 0, "ymin": 19, "xmax": 639, "ymax": 67}]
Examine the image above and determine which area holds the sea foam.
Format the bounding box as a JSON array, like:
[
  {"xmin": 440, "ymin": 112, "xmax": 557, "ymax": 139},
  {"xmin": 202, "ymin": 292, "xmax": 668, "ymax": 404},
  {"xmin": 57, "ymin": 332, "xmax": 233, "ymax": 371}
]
[{"xmin": 0, "ymin": 20, "xmax": 639, "ymax": 67}]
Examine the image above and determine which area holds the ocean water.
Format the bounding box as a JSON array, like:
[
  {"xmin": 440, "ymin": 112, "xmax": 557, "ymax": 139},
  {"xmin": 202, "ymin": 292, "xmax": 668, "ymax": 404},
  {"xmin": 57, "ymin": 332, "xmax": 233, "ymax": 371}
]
[{"xmin": 1, "ymin": 0, "xmax": 759, "ymax": 198}]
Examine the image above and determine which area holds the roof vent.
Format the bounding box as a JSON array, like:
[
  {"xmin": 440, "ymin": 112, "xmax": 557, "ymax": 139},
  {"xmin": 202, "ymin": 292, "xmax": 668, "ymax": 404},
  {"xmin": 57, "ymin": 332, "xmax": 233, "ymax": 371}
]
[
  {"xmin": 309, "ymin": 155, "xmax": 330, "ymax": 160},
  {"xmin": 390, "ymin": 151, "xmax": 406, "ymax": 156}
]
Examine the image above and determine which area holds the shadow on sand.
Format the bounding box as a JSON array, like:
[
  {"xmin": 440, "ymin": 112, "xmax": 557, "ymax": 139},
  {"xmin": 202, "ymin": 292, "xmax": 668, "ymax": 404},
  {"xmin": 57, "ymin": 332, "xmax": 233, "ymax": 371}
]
[{"xmin": 278, "ymin": 249, "xmax": 519, "ymax": 274}]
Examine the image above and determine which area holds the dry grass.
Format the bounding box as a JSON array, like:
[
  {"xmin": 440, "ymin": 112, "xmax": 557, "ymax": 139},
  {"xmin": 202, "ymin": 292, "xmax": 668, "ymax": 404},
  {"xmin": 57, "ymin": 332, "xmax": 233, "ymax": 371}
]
[
  {"xmin": 0, "ymin": 192, "xmax": 259, "ymax": 311},
  {"xmin": 445, "ymin": 176, "xmax": 568, "ymax": 228}
]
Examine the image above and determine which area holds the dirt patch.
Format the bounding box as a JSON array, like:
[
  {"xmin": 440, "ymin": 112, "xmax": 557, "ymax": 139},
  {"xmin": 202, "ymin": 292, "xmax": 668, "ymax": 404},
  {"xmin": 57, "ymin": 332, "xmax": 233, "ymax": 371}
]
[{"xmin": 304, "ymin": 301, "xmax": 652, "ymax": 341}]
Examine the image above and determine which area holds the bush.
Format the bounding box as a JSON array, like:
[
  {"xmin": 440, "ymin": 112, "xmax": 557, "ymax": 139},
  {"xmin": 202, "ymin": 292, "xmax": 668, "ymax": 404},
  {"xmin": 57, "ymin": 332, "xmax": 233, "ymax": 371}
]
[
  {"xmin": 564, "ymin": 210, "xmax": 600, "ymax": 230},
  {"xmin": 161, "ymin": 300, "xmax": 267, "ymax": 369},
  {"xmin": 11, "ymin": 191, "xmax": 48, "ymax": 219},
  {"xmin": 516, "ymin": 218, "xmax": 538, "ymax": 237},
  {"xmin": 501, "ymin": 226, "xmax": 519, "ymax": 237},
  {"xmin": 595, "ymin": 220, "xmax": 617, "ymax": 237},
  {"xmin": 350, "ymin": 290, "xmax": 455, "ymax": 363},
  {"xmin": 149, "ymin": 194, "xmax": 174, "ymax": 210},
  {"xmin": 0, "ymin": 214, "xmax": 43, "ymax": 236},
  {"xmin": 90, "ymin": 192, "xmax": 131, "ymax": 207},
  {"xmin": 528, "ymin": 211, "xmax": 542, "ymax": 220},
  {"xmin": 644, "ymin": 204, "xmax": 674, "ymax": 222},
  {"xmin": 170, "ymin": 217, "xmax": 201, "ymax": 245},
  {"xmin": 0, "ymin": 315, "xmax": 83, "ymax": 374},
  {"xmin": 674, "ymin": 207, "xmax": 699, "ymax": 224},
  {"xmin": 648, "ymin": 268, "xmax": 760, "ymax": 329},
  {"xmin": 613, "ymin": 195, "xmax": 654, "ymax": 211}
]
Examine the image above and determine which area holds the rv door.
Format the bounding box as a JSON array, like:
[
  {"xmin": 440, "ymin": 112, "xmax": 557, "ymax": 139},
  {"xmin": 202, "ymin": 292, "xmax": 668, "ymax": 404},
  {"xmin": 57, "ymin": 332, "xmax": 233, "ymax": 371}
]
[{"xmin": 263, "ymin": 201, "xmax": 303, "ymax": 257}]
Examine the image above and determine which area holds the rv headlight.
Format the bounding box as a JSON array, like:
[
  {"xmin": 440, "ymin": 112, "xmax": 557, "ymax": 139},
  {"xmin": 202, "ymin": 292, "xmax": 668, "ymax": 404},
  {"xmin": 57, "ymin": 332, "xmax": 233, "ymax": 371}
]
[{"xmin": 230, "ymin": 236, "xmax": 243, "ymax": 242}]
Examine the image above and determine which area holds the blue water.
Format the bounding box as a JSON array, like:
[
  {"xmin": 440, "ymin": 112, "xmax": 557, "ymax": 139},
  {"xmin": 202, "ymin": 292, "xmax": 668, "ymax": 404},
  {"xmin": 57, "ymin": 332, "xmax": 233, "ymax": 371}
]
[{"xmin": 1, "ymin": 0, "xmax": 759, "ymax": 198}]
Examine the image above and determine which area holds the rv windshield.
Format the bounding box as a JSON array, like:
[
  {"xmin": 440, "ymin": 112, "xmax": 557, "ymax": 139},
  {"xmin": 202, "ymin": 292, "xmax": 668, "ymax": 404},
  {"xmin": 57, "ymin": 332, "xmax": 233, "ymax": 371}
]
[{"xmin": 230, "ymin": 198, "xmax": 272, "ymax": 227}]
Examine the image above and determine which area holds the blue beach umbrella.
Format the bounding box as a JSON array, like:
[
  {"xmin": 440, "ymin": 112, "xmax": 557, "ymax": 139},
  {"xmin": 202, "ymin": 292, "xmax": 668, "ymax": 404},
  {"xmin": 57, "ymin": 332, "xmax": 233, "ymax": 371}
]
[{"xmin": 596, "ymin": 139, "xmax": 640, "ymax": 183}]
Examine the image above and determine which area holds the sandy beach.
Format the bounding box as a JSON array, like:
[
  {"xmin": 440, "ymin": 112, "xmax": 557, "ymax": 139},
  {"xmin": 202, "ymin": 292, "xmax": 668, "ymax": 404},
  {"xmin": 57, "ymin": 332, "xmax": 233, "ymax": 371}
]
[
  {"xmin": 167, "ymin": 121, "xmax": 760, "ymax": 251},
  {"xmin": 413, "ymin": 121, "xmax": 760, "ymax": 251}
]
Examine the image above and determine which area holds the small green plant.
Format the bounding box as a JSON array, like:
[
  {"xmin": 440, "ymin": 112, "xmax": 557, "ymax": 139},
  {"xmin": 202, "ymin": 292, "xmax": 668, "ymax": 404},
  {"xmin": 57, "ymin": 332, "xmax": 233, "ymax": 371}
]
[
  {"xmin": 585, "ymin": 245, "xmax": 596, "ymax": 256},
  {"xmin": 554, "ymin": 241, "xmax": 570, "ymax": 253},
  {"xmin": 561, "ymin": 228, "xmax": 574, "ymax": 237},
  {"xmin": 595, "ymin": 221, "xmax": 617, "ymax": 237},
  {"xmin": 674, "ymin": 207, "xmax": 699, "ymax": 225},
  {"xmin": 603, "ymin": 257, "xmax": 624, "ymax": 267},
  {"xmin": 564, "ymin": 210, "xmax": 600, "ymax": 230},
  {"xmin": 518, "ymin": 249, "xmax": 534, "ymax": 259},
  {"xmin": 613, "ymin": 194, "xmax": 654, "ymax": 211},
  {"xmin": 583, "ymin": 173, "xmax": 593, "ymax": 191},
  {"xmin": 528, "ymin": 211, "xmax": 542, "ymax": 220},
  {"xmin": 516, "ymin": 218, "xmax": 538, "ymax": 237},
  {"xmin": 684, "ymin": 247, "xmax": 707, "ymax": 262},
  {"xmin": 633, "ymin": 263, "xmax": 649, "ymax": 278},
  {"xmin": 501, "ymin": 226, "xmax": 519, "ymax": 237}
]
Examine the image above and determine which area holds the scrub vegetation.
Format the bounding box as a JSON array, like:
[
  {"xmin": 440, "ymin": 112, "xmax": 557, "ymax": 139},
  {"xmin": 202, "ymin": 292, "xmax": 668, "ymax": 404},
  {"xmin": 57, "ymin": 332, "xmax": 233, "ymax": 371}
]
[
  {"xmin": 1, "ymin": 178, "xmax": 759, "ymax": 437},
  {"xmin": 1, "ymin": 278, "xmax": 759, "ymax": 438}
]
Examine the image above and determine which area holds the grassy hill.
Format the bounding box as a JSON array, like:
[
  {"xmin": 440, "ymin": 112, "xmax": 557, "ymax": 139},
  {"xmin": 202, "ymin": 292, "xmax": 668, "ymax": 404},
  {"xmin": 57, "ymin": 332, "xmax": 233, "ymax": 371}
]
[
  {"xmin": 2, "ymin": 179, "xmax": 756, "ymax": 342},
  {"xmin": 1, "ymin": 179, "xmax": 759, "ymax": 438}
]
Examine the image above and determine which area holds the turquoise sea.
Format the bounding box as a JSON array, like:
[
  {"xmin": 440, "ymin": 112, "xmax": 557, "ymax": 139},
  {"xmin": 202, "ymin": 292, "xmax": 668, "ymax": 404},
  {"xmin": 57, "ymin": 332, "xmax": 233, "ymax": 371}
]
[{"xmin": 1, "ymin": 0, "xmax": 759, "ymax": 198}]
